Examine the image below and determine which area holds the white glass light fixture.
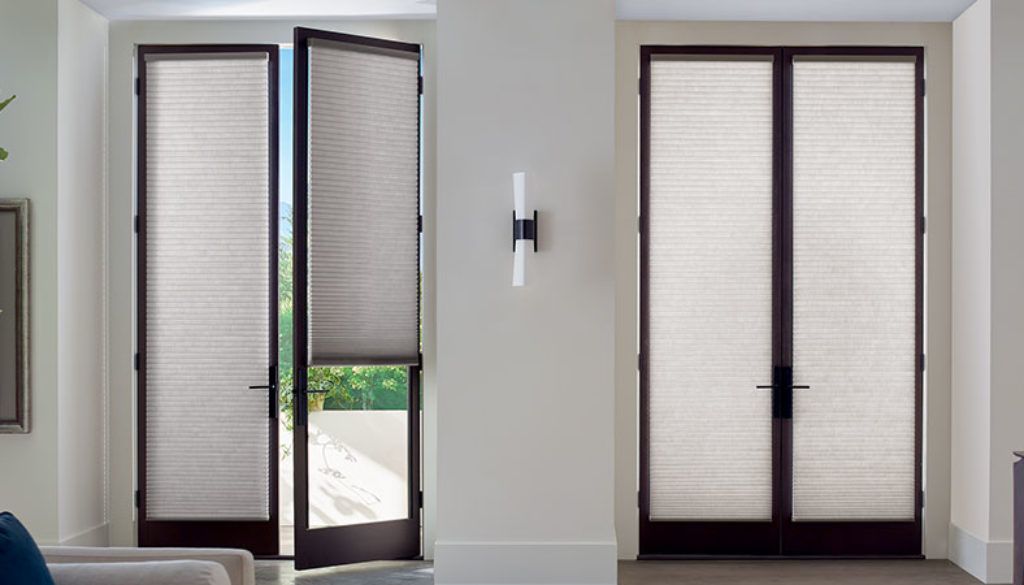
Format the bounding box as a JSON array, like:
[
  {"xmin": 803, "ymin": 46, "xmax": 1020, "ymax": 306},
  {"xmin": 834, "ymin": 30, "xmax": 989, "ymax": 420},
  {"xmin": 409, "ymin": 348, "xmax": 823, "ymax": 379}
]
[{"xmin": 512, "ymin": 171, "xmax": 537, "ymax": 287}]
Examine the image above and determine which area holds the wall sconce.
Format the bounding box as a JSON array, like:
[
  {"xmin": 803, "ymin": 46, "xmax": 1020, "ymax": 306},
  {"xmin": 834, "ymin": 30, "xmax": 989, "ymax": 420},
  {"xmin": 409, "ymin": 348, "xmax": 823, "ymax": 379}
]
[{"xmin": 512, "ymin": 171, "xmax": 537, "ymax": 287}]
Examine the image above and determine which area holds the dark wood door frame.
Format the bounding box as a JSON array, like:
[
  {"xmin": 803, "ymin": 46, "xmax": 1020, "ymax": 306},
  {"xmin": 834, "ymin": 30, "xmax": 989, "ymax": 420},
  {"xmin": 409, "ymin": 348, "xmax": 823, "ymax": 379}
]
[
  {"xmin": 292, "ymin": 26, "xmax": 423, "ymax": 570},
  {"xmin": 638, "ymin": 45, "xmax": 924, "ymax": 559},
  {"xmin": 136, "ymin": 44, "xmax": 281, "ymax": 555}
]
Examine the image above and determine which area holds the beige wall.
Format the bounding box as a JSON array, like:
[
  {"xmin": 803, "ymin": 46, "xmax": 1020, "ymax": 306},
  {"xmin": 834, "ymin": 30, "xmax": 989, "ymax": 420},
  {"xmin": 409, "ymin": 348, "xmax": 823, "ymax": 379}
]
[
  {"xmin": 949, "ymin": 1, "xmax": 1024, "ymax": 582},
  {"xmin": 56, "ymin": 0, "xmax": 109, "ymax": 546},
  {"xmin": 614, "ymin": 20, "xmax": 953, "ymax": 560},
  {"xmin": 434, "ymin": 1, "xmax": 617, "ymax": 583},
  {"xmin": 106, "ymin": 18, "xmax": 437, "ymax": 550},
  {"xmin": 0, "ymin": 0, "xmax": 62, "ymax": 544}
]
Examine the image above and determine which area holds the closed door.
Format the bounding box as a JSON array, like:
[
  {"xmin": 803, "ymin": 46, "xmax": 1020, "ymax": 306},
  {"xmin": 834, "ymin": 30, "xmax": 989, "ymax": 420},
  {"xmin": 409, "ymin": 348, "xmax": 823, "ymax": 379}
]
[
  {"xmin": 137, "ymin": 45, "xmax": 280, "ymax": 554},
  {"xmin": 639, "ymin": 46, "xmax": 923, "ymax": 557}
]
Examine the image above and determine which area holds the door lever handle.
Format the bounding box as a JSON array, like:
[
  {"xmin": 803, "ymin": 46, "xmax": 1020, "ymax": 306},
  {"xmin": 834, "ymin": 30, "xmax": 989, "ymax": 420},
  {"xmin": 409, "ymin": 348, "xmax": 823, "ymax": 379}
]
[{"xmin": 248, "ymin": 384, "xmax": 275, "ymax": 390}]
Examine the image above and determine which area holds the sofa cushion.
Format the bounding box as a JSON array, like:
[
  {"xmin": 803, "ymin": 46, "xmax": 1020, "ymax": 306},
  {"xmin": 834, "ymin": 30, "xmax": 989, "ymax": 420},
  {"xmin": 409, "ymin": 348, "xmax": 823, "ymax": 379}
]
[
  {"xmin": 47, "ymin": 561, "xmax": 231, "ymax": 585},
  {"xmin": 0, "ymin": 511, "xmax": 56, "ymax": 585}
]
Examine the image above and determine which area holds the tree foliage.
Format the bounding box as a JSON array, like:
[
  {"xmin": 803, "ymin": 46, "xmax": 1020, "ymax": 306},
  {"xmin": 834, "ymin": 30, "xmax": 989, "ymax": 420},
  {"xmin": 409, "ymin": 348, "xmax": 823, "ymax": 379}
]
[{"xmin": 278, "ymin": 220, "xmax": 408, "ymax": 430}]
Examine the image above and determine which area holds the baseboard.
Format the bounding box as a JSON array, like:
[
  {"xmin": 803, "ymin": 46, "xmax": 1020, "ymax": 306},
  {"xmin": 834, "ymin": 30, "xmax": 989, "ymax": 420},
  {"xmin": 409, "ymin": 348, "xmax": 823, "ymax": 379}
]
[
  {"xmin": 59, "ymin": 522, "xmax": 110, "ymax": 547},
  {"xmin": 433, "ymin": 541, "xmax": 617, "ymax": 585},
  {"xmin": 948, "ymin": 523, "xmax": 1013, "ymax": 584}
]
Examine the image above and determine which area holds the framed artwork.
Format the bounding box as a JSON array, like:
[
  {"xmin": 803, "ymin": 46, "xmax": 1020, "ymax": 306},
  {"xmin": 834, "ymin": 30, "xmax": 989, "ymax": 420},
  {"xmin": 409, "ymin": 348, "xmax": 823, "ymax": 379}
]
[{"xmin": 0, "ymin": 198, "xmax": 29, "ymax": 433}]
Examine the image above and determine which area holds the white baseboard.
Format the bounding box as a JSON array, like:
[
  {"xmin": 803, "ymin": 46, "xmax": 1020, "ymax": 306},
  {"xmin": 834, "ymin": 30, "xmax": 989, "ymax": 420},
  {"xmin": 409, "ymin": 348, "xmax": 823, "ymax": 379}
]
[
  {"xmin": 434, "ymin": 541, "xmax": 617, "ymax": 585},
  {"xmin": 59, "ymin": 522, "xmax": 110, "ymax": 547},
  {"xmin": 949, "ymin": 523, "xmax": 1013, "ymax": 584}
]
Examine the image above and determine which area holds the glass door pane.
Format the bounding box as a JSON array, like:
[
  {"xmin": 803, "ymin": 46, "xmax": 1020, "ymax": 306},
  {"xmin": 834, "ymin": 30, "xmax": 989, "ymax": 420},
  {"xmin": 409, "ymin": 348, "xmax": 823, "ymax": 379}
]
[
  {"xmin": 647, "ymin": 55, "xmax": 775, "ymax": 521},
  {"xmin": 790, "ymin": 58, "xmax": 918, "ymax": 521},
  {"xmin": 305, "ymin": 366, "xmax": 410, "ymax": 528}
]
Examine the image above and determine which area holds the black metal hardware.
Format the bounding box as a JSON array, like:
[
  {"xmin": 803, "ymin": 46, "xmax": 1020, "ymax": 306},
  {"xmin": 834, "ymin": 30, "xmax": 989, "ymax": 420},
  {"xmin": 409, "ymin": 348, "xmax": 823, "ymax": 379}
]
[
  {"xmin": 513, "ymin": 210, "xmax": 538, "ymax": 252},
  {"xmin": 756, "ymin": 365, "xmax": 809, "ymax": 420}
]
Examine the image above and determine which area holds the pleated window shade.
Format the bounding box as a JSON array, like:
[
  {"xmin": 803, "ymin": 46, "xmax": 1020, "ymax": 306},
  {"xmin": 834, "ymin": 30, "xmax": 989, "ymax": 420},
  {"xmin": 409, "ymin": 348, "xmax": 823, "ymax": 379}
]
[
  {"xmin": 307, "ymin": 39, "xmax": 420, "ymax": 366},
  {"xmin": 143, "ymin": 53, "xmax": 271, "ymax": 521},
  {"xmin": 647, "ymin": 57, "xmax": 775, "ymax": 521},
  {"xmin": 791, "ymin": 59, "xmax": 917, "ymax": 521}
]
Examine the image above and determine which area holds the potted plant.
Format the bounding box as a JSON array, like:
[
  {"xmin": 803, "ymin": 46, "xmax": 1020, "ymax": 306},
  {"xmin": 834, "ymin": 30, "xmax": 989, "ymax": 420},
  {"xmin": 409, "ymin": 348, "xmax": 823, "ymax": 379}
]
[{"xmin": 0, "ymin": 95, "xmax": 14, "ymax": 161}]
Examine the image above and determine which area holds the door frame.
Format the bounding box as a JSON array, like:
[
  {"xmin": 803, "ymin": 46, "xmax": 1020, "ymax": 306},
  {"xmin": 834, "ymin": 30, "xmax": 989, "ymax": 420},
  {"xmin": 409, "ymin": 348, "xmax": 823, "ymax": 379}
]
[
  {"xmin": 136, "ymin": 44, "xmax": 281, "ymax": 555},
  {"xmin": 292, "ymin": 26, "xmax": 423, "ymax": 570},
  {"xmin": 638, "ymin": 45, "xmax": 924, "ymax": 558},
  {"xmin": 638, "ymin": 45, "xmax": 784, "ymax": 557}
]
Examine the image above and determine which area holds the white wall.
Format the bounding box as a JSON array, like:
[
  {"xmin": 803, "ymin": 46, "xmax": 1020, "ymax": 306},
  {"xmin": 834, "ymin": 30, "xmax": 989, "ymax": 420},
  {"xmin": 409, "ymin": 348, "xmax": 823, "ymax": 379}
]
[
  {"xmin": 614, "ymin": 21, "xmax": 954, "ymax": 560},
  {"xmin": 0, "ymin": 0, "xmax": 107, "ymax": 546},
  {"xmin": 434, "ymin": 1, "xmax": 617, "ymax": 584},
  {"xmin": 950, "ymin": 1, "xmax": 1024, "ymax": 583},
  {"xmin": 0, "ymin": 0, "xmax": 61, "ymax": 545},
  {"xmin": 987, "ymin": 0, "xmax": 1024, "ymax": 548},
  {"xmin": 56, "ymin": 0, "xmax": 109, "ymax": 546},
  {"xmin": 950, "ymin": 0, "xmax": 993, "ymax": 573},
  {"xmin": 105, "ymin": 19, "xmax": 437, "ymax": 549}
]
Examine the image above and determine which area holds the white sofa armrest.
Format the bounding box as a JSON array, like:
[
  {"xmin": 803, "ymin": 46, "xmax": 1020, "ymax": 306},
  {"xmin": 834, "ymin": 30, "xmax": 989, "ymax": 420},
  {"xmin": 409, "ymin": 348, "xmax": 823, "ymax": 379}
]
[
  {"xmin": 40, "ymin": 547, "xmax": 254, "ymax": 585},
  {"xmin": 47, "ymin": 561, "xmax": 230, "ymax": 585}
]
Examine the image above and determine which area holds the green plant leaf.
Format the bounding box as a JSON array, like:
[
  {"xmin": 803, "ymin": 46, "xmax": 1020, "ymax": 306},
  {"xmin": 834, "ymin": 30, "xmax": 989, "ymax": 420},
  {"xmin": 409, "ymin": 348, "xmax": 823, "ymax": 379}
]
[
  {"xmin": 0, "ymin": 95, "xmax": 14, "ymax": 113},
  {"xmin": 0, "ymin": 147, "xmax": 7, "ymax": 161}
]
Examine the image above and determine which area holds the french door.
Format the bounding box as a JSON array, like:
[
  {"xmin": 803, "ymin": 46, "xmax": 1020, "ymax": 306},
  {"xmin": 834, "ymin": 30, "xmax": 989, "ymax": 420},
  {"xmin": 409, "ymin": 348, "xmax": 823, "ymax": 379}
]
[
  {"xmin": 639, "ymin": 46, "xmax": 923, "ymax": 557},
  {"xmin": 137, "ymin": 44, "xmax": 280, "ymax": 554},
  {"xmin": 292, "ymin": 27, "xmax": 423, "ymax": 570}
]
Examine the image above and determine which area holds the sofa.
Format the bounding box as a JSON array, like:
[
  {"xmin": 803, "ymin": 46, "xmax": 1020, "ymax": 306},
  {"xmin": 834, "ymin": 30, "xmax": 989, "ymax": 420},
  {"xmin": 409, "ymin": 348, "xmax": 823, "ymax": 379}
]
[{"xmin": 40, "ymin": 546, "xmax": 255, "ymax": 585}]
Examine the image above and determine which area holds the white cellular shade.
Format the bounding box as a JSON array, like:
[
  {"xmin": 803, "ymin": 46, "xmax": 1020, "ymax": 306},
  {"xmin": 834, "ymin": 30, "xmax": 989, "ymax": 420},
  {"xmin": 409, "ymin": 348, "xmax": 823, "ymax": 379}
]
[
  {"xmin": 143, "ymin": 53, "xmax": 271, "ymax": 520},
  {"xmin": 647, "ymin": 57, "xmax": 775, "ymax": 521},
  {"xmin": 307, "ymin": 39, "xmax": 420, "ymax": 366},
  {"xmin": 791, "ymin": 59, "xmax": 917, "ymax": 521}
]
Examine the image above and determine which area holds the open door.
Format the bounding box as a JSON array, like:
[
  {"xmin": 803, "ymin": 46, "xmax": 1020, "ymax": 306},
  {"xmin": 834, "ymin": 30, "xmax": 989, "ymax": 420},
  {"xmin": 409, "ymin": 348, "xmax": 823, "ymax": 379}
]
[{"xmin": 292, "ymin": 27, "xmax": 423, "ymax": 570}]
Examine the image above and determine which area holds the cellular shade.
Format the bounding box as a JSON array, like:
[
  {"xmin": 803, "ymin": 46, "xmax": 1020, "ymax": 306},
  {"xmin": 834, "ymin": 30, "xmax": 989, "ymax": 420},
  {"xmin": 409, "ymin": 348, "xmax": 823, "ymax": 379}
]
[
  {"xmin": 306, "ymin": 38, "xmax": 420, "ymax": 366},
  {"xmin": 143, "ymin": 52, "xmax": 271, "ymax": 521},
  {"xmin": 647, "ymin": 57, "xmax": 775, "ymax": 521},
  {"xmin": 791, "ymin": 59, "xmax": 917, "ymax": 521}
]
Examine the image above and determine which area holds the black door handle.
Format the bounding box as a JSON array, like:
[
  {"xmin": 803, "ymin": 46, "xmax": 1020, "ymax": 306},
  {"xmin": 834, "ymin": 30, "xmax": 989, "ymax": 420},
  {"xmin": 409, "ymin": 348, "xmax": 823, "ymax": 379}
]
[
  {"xmin": 249, "ymin": 365, "xmax": 278, "ymax": 419},
  {"xmin": 755, "ymin": 367, "xmax": 809, "ymax": 419}
]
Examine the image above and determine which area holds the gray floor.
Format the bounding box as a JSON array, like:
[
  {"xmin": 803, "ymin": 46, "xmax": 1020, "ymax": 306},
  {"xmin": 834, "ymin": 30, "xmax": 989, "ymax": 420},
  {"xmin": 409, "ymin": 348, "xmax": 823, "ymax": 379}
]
[{"xmin": 257, "ymin": 559, "xmax": 980, "ymax": 585}]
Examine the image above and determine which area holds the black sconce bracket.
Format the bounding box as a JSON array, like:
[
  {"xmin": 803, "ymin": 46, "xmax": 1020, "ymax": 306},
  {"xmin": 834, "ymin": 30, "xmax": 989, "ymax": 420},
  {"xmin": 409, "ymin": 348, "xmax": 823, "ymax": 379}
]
[{"xmin": 513, "ymin": 210, "xmax": 538, "ymax": 252}]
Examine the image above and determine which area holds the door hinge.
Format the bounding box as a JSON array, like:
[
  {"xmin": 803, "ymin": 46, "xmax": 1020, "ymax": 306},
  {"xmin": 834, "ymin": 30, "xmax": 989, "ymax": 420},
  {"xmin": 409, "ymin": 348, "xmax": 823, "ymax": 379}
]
[
  {"xmin": 638, "ymin": 215, "xmax": 643, "ymax": 235},
  {"xmin": 418, "ymin": 490, "xmax": 424, "ymax": 509},
  {"xmin": 134, "ymin": 215, "xmax": 140, "ymax": 234},
  {"xmin": 418, "ymin": 76, "xmax": 424, "ymax": 95},
  {"xmin": 135, "ymin": 77, "xmax": 140, "ymax": 96},
  {"xmin": 920, "ymin": 353, "xmax": 926, "ymax": 372},
  {"xmin": 920, "ymin": 78, "xmax": 926, "ymax": 97},
  {"xmin": 921, "ymin": 216, "xmax": 926, "ymax": 235},
  {"xmin": 134, "ymin": 353, "xmax": 140, "ymax": 371},
  {"xmin": 637, "ymin": 353, "xmax": 643, "ymax": 371},
  {"xmin": 920, "ymin": 489, "xmax": 926, "ymax": 508},
  {"xmin": 134, "ymin": 490, "xmax": 140, "ymax": 508},
  {"xmin": 418, "ymin": 215, "xmax": 423, "ymax": 234}
]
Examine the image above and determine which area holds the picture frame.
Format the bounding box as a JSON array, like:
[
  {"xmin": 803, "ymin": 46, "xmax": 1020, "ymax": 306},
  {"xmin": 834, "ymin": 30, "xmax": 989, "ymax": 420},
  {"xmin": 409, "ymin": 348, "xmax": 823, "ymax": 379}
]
[{"xmin": 0, "ymin": 198, "xmax": 30, "ymax": 433}]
